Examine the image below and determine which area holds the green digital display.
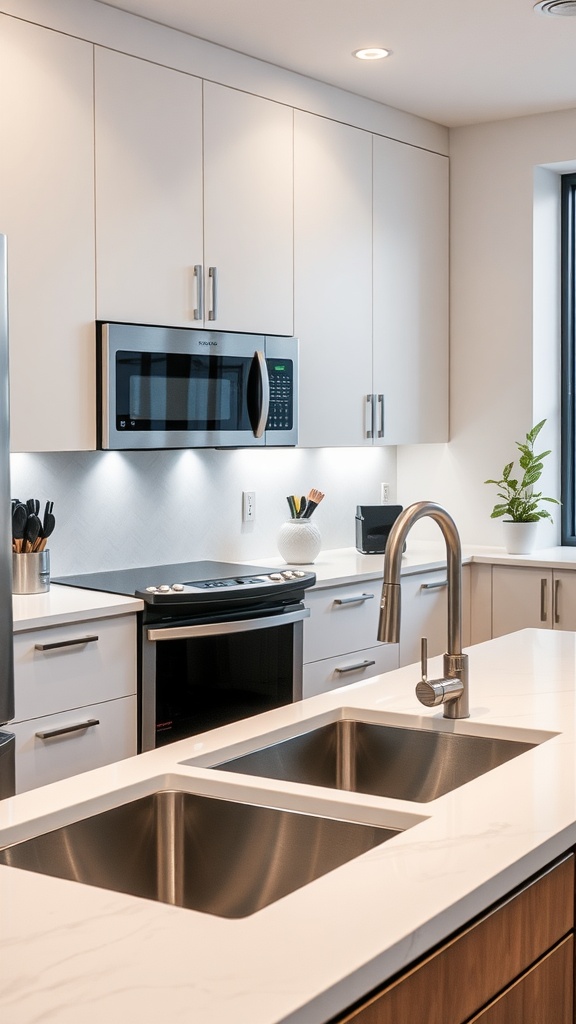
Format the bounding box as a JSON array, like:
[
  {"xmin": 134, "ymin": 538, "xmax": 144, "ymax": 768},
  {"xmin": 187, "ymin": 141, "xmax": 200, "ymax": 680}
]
[{"xmin": 274, "ymin": 363, "xmax": 287, "ymax": 371}]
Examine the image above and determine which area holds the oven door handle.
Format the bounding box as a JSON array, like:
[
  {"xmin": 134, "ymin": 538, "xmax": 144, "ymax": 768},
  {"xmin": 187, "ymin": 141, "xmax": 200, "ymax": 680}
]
[{"xmin": 146, "ymin": 606, "xmax": 310, "ymax": 641}]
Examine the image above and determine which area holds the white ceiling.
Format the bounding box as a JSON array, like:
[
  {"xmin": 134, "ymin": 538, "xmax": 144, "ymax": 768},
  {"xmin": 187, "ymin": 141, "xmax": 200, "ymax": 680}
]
[{"xmin": 94, "ymin": 0, "xmax": 576, "ymax": 128}]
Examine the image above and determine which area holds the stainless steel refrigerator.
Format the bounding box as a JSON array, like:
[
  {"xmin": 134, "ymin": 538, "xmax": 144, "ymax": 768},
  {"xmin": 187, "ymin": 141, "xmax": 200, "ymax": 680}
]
[{"xmin": 0, "ymin": 235, "xmax": 15, "ymax": 798}]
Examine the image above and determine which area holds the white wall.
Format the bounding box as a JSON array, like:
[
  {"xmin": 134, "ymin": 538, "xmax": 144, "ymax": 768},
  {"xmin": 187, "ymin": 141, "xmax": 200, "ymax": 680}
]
[
  {"xmin": 398, "ymin": 108, "xmax": 576, "ymax": 548},
  {"xmin": 10, "ymin": 446, "xmax": 397, "ymax": 576}
]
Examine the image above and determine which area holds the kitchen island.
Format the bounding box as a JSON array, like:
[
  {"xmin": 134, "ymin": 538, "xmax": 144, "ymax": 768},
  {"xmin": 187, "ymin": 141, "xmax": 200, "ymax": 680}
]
[{"xmin": 2, "ymin": 627, "xmax": 576, "ymax": 1022}]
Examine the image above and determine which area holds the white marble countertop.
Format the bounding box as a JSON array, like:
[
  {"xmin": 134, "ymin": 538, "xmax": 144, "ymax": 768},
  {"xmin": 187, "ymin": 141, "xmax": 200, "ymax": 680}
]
[
  {"xmin": 12, "ymin": 585, "xmax": 144, "ymax": 632},
  {"xmin": 11, "ymin": 542, "xmax": 576, "ymax": 631},
  {"xmin": 2, "ymin": 628, "xmax": 576, "ymax": 1023}
]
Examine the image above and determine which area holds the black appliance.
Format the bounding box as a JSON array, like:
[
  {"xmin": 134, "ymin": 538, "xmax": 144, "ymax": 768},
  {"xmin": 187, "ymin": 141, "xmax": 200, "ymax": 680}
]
[
  {"xmin": 355, "ymin": 505, "xmax": 404, "ymax": 554},
  {"xmin": 55, "ymin": 560, "xmax": 315, "ymax": 752},
  {"xmin": 98, "ymin": 321, "xmax": 299, "ymax": 450}
]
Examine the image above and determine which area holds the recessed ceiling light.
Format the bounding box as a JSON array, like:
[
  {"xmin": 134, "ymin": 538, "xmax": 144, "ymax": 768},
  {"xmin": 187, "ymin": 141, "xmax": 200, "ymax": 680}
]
[
  {"xmin": 352, "ymin": 47, "xmax": 392, "ymax": 61},
  {"xmin": 534, "ymin": 0, "xmax": 576, "ymax": 13}
]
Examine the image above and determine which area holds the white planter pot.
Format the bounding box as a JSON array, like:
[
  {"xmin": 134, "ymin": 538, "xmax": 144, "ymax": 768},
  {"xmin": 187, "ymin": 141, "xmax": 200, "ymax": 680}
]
[
  {"xmin": 277, "ymin": 519, "xmax": 321, "ymax": 564},
  {"xmin": 502, "ymin": 521, "xmax": 539, "ymax": 555}
]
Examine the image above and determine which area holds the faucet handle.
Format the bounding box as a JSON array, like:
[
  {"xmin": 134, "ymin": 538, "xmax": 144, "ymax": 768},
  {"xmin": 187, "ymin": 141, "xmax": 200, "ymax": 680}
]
[
  {"xmin": 416, "ymin": 635, "xmax": 464, "ymax": 708},
  {"xmin": 420, "ymin": 636, "xmax": 428, "ymax": 682}
]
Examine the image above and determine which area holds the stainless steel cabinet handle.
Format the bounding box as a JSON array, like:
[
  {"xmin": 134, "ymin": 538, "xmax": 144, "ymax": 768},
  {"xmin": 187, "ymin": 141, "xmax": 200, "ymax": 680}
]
[
  {"xmin": 334, "ymin": 593, "xmax": 375, "ymax": 605},
  {"xmin": 208, "ymin": 266, "xmax": 218, "ymax": 320},
  {"xmin": 35, "ymin": 718, "xmax": 100, "ymax": 739},
  {"xmin": 377, "ymin": 394, "xmax": 384, "ymax": 438},
  {"xmin": 335, "ymin": 660, "xmax": 376, "ymax": 674},
  {"xmin": 365, "ymin": 394, "xmax": 374, "ymax": 439},
  {"xmin": 147, "ymin": 606, "xmax": 309, "ymax": 641},
  {"xmin": 193, "ymin": 264, "xmax": 204, "ymax": 321},
  {"xmin": 540, "ymin": 578, "xmax": 548, "ymax": 622},
  {"xmin": 555, "ymin": 577, "xmax": 561, "ymax": 624},
  {"xmin": 420, "ymin": 580, "xmax": 449, "ymax": 591},
  {"xmin": 34, "ymin": 635, "xmax": 99, "ymax": 652}
]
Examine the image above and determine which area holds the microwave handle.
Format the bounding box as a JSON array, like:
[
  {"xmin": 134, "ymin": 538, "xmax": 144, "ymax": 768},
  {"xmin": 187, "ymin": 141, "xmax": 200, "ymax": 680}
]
[{"xmin": 251, "ymin": 350, "xmax": 270, "ymax": 438}]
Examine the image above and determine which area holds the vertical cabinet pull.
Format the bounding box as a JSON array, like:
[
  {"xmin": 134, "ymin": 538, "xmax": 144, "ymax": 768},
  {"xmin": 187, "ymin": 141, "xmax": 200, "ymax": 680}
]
[
  {"xmin": 377, "ymin": 394, "xmax": 385, "ymax": 438},
  {"xmin": 193, "ymin": 264, "xmax": 204, "ymax": 321},
  {"xmin": 365, "ymin": 394, "xmax": 374, "ymax": 438},
  {"xmin": 554, "ymin": 577, "xmax": 561, "ymax": 624},
  {"xmin": 208, "ymin": 266, "xmax": 218, "ymax": 321},
  {"xmin": 540, "ymin": 578, "xmax": 548, "ymax": 622}
]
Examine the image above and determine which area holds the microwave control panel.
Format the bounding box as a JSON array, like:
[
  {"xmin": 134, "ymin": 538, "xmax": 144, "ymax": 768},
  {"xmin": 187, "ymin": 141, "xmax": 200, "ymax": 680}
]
[{"xmin": 266, "ymin": 359, "xmax": 294, "ymax": 431}]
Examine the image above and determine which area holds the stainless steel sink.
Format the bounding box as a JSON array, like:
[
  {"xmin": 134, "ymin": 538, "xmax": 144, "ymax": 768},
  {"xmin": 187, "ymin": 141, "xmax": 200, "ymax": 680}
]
[
  {"xmin": 214, "ymin": 720, "xmax": 538, "ymax": 802},
  {"xmin": 0, "ymin": 789, "xmax": 400, "ymax": 918}
]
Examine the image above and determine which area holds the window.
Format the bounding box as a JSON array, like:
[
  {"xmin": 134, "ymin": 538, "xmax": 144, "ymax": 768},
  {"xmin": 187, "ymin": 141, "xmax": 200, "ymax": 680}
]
[{"xmin": 561, "ymin": 172, "xmax": 576, "ymax": 544}]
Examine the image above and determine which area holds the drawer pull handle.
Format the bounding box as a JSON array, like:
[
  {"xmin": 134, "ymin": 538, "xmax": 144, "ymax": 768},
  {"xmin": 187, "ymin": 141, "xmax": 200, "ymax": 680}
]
[
  {"xmin": 420, "ymin": 580, "xmax": 448, "ymax": 591},
  {"xmin": 555, "ymin": 577, "xmax": 561, "ymax": 624},
  {"xmin": 540, "ymin": 578, "xmax": 548, "ymax": 622},
  {"xmin": 35, "ymin": 718, "xmax": 100, "ymax": 740},
  {"xmin": 34, "ymin": 635, "xmax": 99, "ymax": 652},
  {"xmin": 335, "ymin": 660, "xmax": 376, "ymax": 674},
  {"xmin": 334, "ymin": 593, "xmax": 375, "ymax": 606}
]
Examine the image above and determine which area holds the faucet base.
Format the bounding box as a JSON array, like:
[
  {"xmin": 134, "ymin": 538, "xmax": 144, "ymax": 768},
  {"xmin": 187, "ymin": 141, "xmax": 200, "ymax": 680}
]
[{"xmin": 442, "ymin": 652, "xmax": 470, "ymax": 719}]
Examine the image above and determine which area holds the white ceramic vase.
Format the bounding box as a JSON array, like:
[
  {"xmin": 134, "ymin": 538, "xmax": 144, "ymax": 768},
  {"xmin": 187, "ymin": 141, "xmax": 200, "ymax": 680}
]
[
  {"xmin": 502, "ymin": 521, "xmax": 539, "ymax": 555},
  {"xmin": 277, "ymin": 519, "xmax": 321, "ymax": 564}
]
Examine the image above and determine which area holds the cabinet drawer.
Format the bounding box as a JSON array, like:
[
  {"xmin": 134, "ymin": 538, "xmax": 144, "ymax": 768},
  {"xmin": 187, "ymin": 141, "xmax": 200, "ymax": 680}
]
[
  {"xmin": 303, "ymin": 644, "xmax": 399, "ymax": 699},
  {"xmin": 338, "ymin": 855, "xmax": 574, "ymax": 1024},
  {"xmin": 13, "ymin": 616, "xmax": 137, "ymax": 722},
  {"xmin": 468, "ymin": 936, "xmax": 573, "ymax": 1024},
  {"xmin": 304, "ymin": 583, "xmax": 383, "ymax": 663},
  {"xmin": 12, "ymin": 695, "xmax": 138, "ymax": 794}
]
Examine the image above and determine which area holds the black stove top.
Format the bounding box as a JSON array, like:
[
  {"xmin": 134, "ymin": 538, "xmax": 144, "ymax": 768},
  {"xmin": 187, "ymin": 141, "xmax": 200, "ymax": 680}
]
[{"xmin": 54, "ymin": 559, "xmax": 316, "ymax": 608}]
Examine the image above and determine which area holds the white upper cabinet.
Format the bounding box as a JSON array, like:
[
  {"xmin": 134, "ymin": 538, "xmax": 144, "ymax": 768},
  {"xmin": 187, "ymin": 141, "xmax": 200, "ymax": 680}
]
[
  {"xmin": 296, "ymin": 114, "xmax": 449, "ymax": 448},
  {"xmin": 94, "ymin": 48, "xmax": 204, "ymax": 327},
  {"xmin": 203, "ymin": 83, "xmax": 293, "ymax": 336},
  {"xmin": 95, "ymin": 54, "xmax": 294, "ymax": 336},
  {"xmin": 373, "ymin": 136, "xmax": 449, "ymax": 445},
  {"xmin": 0, "ymin": 15, "xmax": 96, "ymax": 452},
  {"xmin": 295, "ymin": 112, "xmax": 373, "ymax": 447}
]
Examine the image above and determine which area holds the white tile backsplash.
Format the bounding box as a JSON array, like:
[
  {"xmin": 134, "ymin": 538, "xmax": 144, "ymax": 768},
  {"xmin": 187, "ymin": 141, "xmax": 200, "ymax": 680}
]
[{"xmin": 10, "ymin": 447, "xmax": 397, "ymax": 576}]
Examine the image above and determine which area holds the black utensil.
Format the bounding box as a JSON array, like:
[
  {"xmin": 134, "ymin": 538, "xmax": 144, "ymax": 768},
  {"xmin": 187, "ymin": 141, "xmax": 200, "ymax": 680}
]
[
  {"xmin": 38, "ymin": 503, "xmax": 55, "ymax": 550},
  {"xmin": 23, "ymin": 513, "xmax": 41, "ymax": 553},
  {"xmin": 12, "ymin": 502, "xmax": 27, "ymax": 552}
]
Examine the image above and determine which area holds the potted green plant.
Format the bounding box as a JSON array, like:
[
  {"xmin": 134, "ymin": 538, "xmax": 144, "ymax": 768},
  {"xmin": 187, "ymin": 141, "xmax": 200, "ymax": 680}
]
[{"xmin": 484, "ymin": 419, "xmax": 560, "ymax": 554}]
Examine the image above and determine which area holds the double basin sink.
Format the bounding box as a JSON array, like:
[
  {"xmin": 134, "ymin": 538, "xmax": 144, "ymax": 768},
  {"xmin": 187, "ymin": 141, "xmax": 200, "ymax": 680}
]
[{"xmin": 0, "ymin": 714, "xmax": 545, "ymax": 918}]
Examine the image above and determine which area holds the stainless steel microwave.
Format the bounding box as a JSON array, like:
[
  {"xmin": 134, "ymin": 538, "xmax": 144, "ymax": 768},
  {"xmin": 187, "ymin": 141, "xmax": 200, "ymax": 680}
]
[{"xmin": 97, "ymin": 322, "xmax": 298, "ymax": 449}]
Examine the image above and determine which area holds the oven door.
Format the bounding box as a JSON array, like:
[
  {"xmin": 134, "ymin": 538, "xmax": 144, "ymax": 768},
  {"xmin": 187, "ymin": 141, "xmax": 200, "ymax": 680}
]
[{"xmin": 140, "ymin": 605, "xmax": 309, "ymax": 751}]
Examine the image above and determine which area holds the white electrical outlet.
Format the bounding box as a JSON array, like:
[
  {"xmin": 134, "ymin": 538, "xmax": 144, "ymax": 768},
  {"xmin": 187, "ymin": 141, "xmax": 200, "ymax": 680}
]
[
  {"xmin": 380, "ymin": 482, "xmax": 391, "ymax": 504},
  {"xmin": 242, "ymin": 491, "xmax": 255, "ymax": 522}
]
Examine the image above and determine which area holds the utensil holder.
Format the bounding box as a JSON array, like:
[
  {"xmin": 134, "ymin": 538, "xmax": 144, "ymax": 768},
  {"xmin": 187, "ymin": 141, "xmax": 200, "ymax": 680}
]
[
  {"xmin": 277, "ymin": 520, "xmax": 321, "ymax": 564},
  {"xmin": 12, "ymin": 550, "xmax": 50, "ymax": 594}
]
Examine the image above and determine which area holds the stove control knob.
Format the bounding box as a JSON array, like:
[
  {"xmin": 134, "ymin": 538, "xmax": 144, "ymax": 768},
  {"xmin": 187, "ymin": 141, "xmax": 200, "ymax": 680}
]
[
  {"xmin": 269, "ymin": 573, "xmax": 283, "ymax": 581},
  {"xmin": 282, "ymin": 571, "xmax": 295, "ymax": 579},
  {"xmin": 145, "ymin": 586, "xmax": 157, "ymax": 593},
  {"xmin": 294, "ymin": 570, "xmax": 307, "ymax": 577},
  {"xmin": 171, "ymin": 584, "xmax": 185, "ymax": 592},
  {"xmin": 157, "ymin": 585, "xmax": 171, "ymax": 592}
]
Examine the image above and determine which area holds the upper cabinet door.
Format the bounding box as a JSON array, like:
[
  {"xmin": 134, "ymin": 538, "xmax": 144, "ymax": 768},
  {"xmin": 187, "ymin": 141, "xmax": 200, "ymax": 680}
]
[
  {"xmin": 95, "ymin": 48, "xmax": 204, "ymax": 327},
  {"xmin": 0, "ymin": 15, "xmax": 96, "ymax": 452},
  {"xmin": 373, "ymin": 137, "xmax": 449, "ymax": 445},
  {"xmin": 294, "ymin": 111, "xmax": 373, "ymax": 447},
  {"xmin": 203, "ymin": 83, "xmax": 294, "ymax": 336}
]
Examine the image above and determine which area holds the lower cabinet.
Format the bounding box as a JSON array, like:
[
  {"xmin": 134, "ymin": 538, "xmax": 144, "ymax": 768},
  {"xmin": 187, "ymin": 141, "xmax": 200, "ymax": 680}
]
[
  {"xmin": 303, "ymin": 567, "xmax": 471, "ymax": 699},
  {"xmin": 303, "ymin": 581, "xmax": 399, "ymax": 699},
  {"xmin": 335, "ymin": 854, "xmax": 574, "ymax": 1023},
  {"xmin": 492, "ymin": 565, "xmax": 576, "ymax": 637},
  {"xmin": 12, "ymin": 614, "xmax": 138, "ymax": 793},
  {"xmin": 398, "ymin": 565, "xmax": 471, "ymax": 667}
]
